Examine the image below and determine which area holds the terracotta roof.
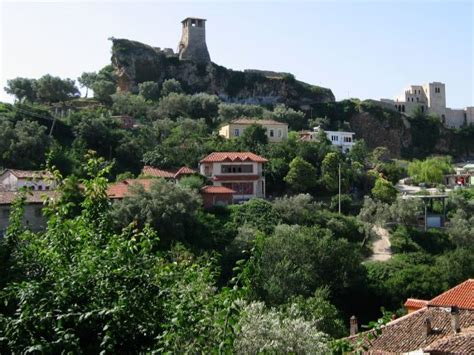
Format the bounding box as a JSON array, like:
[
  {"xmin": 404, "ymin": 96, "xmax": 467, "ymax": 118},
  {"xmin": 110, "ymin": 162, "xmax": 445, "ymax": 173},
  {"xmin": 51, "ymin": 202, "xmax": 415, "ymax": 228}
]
[
  {"xmin": 227, "ymin": 118, "xmax": 288, "ymax": 126},
  {"xmin": 428, "ymin": 279, "xmax": 474, "ymax": 310},
  {"xmin": 201, "ymin": 186, "xmax": 236, "ymax": 194},
  {"xmin": 424, "ymin": 326, "xmax": 474, "ymax": 354},
  {"xmin": 1, "ymin": 169, "xmax": 53, "ymax": 179},
  {"xmin": 200, "ymin": 152, "xmax": 268, "ymax": 163},
  {"xmin": 405, "ymin": 298, "xmax": 429, "ymax": 309},
  {"xmin": 142, "ymin": 166, "xmax": 197, "ymax": 179},
  {"xmin": 107, "ymin": 179, "xmax": 154, "ymax": 199},
  {"xmin": 348, "ymin": 307, "xmax": 474, "ymax": 353},
  {"xmin": 0, "ymin": 190, "xmax": 56, "ymax": 205},
  {"xmin": 212, "ymin": 175, "xmax": 261, "ymax": 181}
]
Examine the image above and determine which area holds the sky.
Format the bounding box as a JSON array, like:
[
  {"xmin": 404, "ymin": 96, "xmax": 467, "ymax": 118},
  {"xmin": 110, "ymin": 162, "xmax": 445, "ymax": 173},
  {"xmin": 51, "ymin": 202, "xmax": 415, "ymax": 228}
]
[{"xmin": 1, "ymin": 0, "xmax": 473, "ymax": 107}]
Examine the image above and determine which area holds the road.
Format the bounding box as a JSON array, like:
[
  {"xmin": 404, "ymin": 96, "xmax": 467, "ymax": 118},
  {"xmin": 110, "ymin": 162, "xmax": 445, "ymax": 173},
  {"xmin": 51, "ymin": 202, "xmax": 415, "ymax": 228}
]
[{"xmin": 368, "ymin": 225, "xmax": 392, "ymax": 262}]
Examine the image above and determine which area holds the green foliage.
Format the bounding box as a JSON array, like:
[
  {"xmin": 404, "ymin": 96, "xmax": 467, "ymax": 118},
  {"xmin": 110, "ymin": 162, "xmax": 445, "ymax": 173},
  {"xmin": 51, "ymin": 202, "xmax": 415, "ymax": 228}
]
[
  {"xmin": 272, "ymin": 194, "xmax": 317, "ymax": 225},
  {"xmin": 407, "ymin": 156, "xmax": 453, "ymax": 185},
  {"xmin": 0, "ymin": 119, "xmax": 50, "ymax": 169},
  {"xmin": 267, "ymin": 104, "xmax": 306, "ymax": 130},
  {"xmin": 228, "ymin": 199, "xmax": 281, "ymax": 235},
  {"xmin": 408, "ymin": 107, "xmax": 441, "ymax": 157},
  {"xmin": 161, "ymin": 78, "xmax": 183, "ymax": 97},
  {"xmin": 111, "ymin": 92, "xmax": 149, "ymax": 119},
  {"xmin": 234, "ymin": 301, "xmax": 329, "ymax": 353},
  {"xmin": 109, "ymin": 178, "xmax": 201, "ymax": 246},
  {"xmin": 240, "ymin": 123, "xmax": 268, "ymax": 150},
  {"xmin": 178, "ymin": 175, "xmax": 205, "ymax": 190},
  {"xmin": 91, "ymin": 65, "xmax": 117, "ymax": 104},
  {"xmin": 284, "ymin": 157, "xmax": 317, "ymax": 193},
  {"xmin": 390, "ymin": 226, "xmax": 454, "ymax": 255},
  {"xmin": 138, "ymin": 81, "xmax": 160, "ymax": 101},
  {"xmin": 4, "ymin": 77, "xmax": 37, "ymax": 102},
  {"xmin": 371, "ymin": 177, "xmax": 397, "ymax": 203},
  {"xmin": 35, "ymin": 74, "xmax": 80, "ymax": 103},
  {"xmin": 77, "ymin": 72, "xmax": 98, "ymax": 98},
  {"xmin": 254, "ymin": 224, "xmax": 364, "ymax": 305},
  {"xmin": 348, "ymin": 139, "xmax": 369, "ymax": 165},
  {"xmin": 446, "ymin": 209, "xmax": 474, "ymax": 248},
  {"xmin": 320, "ymin": 152, "xmax": 343, "ymax": 192}
]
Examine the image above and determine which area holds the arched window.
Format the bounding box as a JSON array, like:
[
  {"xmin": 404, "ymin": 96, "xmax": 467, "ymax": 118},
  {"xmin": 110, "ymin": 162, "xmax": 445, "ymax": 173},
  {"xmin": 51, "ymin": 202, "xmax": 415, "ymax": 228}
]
[{"xmin": 402, "ymin": 105, "xmax": 405, "ymax": 112}]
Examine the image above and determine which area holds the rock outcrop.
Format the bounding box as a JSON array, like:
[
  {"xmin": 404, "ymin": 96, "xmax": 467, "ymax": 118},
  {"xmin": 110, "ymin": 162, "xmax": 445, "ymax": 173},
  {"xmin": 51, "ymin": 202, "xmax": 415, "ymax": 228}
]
[{"xmin": 110, "ymin": 38, "xmax": 335, "ymax": 108}]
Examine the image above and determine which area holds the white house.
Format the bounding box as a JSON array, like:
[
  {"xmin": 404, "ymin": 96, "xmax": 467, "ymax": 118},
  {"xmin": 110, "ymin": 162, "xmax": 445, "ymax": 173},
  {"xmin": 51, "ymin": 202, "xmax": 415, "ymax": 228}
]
[
  {"xmin": 199, "ymin": 152, "xmax": 267, "ymax": 201},
  {"xmin": 300, "ymin": 128, "xmax": 355, "ymax": 153},
  {"xmin": 0, "ymin": 169, "xmax": 55, "ymax": 191}
]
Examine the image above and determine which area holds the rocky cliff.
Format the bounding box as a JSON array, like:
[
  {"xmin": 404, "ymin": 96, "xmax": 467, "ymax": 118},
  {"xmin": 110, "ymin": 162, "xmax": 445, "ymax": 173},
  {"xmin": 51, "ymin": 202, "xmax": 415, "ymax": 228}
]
[{"xmin": 111, "ymin": 38, "xmax": 335, "ymax": 108}]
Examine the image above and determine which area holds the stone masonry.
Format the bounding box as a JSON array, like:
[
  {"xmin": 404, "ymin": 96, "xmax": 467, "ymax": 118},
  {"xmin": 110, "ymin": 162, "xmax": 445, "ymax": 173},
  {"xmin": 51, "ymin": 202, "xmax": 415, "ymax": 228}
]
[{"xmin": 177, "ymin": 17, "xmax": 211, "ymax": 63}]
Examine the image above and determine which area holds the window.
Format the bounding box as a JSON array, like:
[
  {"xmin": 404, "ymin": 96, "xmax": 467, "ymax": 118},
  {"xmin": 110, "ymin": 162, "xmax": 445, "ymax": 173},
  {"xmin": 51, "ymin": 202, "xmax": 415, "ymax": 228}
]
[
  {"xmin": 221, "ymin": 165, "xmax": 253, "ymax": 173},
  {"xmin": 331, "ymin": 135, "xmax": 339, "ymax": 141},
  {"xmin": 343, "ymin": 136, "xmax": 352, "ymax": 143},
  {"xmin": 223, "ymin": 182, "xmax": 254, "ymax": 195},
  {"xmin": 269, "ymin": 129, "xmax": 274, "ymax": 137},
  {"xmin": 416, "ymin": 97, "xmax": 419, "ymax": 102},
  {"xmin": 2, "ymin": 209, "xmax": 9, "ymax": 219},
  {"xmin": 234, "ymin": 128, "xmax": 240, "ymax": 137}
]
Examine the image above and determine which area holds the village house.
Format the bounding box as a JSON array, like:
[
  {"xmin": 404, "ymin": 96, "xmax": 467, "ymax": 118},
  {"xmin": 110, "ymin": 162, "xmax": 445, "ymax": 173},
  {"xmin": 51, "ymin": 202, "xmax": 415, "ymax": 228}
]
[
  {"xmin": 346, "ymin": 279, "xmax": 474, "ymax": 354},
  {"xmin": 0, "ymin": 169, "xmax": 55, "ymax": 191},
  {"xmin": 300, "ymin": 127, "xmax": 355, "ymax": 153},
  {"xmin": 199, "ymin": 152, "xmax": 267, "ymax": 202},
  {"xmin": 219, "ymin": 118, "xmax": 288, "ymax": 143},
  {"xmin": 0, "ymin": 190, "xmax": 55, "ymax": 237}
]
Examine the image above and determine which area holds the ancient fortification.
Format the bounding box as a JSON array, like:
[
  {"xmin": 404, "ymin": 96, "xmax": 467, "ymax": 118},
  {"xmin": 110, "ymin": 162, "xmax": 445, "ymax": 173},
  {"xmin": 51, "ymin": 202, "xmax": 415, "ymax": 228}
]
[
  {"xmin": 110, "ymin": 18, "xmax": 335, "ymax": 107},
  {"xmin": 177, "ymin": 17, "xmax": 211, "ymax": 63}
]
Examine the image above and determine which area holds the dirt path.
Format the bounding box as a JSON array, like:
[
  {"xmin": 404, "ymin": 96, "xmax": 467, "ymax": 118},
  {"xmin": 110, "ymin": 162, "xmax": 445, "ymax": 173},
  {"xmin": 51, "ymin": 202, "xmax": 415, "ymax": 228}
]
[{"xmin": 368, "ymin": 225, "xmax": 392, "ymax": 262}]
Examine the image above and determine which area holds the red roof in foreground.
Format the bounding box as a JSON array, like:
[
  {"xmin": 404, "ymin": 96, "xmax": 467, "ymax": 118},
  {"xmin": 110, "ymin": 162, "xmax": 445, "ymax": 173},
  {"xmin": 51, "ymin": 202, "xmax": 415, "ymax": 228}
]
[
  {"xmin": 424, "ymin": 327, "xmax": 474, "ymax": 354},
  {"xmin": 404, "ymin": 298, "xmax": 429, "ymax": 309},
  {"xmin": 142, "ymin": 166, "xmax": 197, "ymax": 179},
  {"xmin": 201, "ymin": 186, "xmax": 236, "ymax": 194},
  {"xmin": 107, "ymin": 179, "xmax": 153, "ymax": 199},
  {"xmin": 200, "ymin": 152, "xmax": 268, "ymax": 163},
  {"xmin": 428, "ymin": 279, "xmax": 474, "ymax": 310}
]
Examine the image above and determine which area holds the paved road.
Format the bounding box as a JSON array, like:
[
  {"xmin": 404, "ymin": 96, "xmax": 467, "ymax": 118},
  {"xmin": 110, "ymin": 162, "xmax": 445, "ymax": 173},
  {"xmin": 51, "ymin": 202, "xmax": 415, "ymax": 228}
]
[
  {"xmin": 368, "ymin": 225, "xmax": 392, "ymax": 262},
  {"xmin": 395, "ymin": 178, "xmax": 452, "ymax": 195}
]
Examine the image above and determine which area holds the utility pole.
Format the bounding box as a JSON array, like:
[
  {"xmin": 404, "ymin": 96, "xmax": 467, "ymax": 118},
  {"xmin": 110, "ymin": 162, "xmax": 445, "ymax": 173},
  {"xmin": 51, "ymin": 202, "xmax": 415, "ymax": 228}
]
[{"xmin": 338, "ymin": 163, "xmax": 341, "ymax": 214}]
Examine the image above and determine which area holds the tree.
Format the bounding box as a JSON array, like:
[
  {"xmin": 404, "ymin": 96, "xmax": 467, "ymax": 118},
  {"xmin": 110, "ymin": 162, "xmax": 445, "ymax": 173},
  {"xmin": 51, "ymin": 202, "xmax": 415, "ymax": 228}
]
[
  {"xmin": 0, "ymin": 119, "xmax": 50, "ymax": 169},
  {"xmin": 4, "ymin": 77, "xmax": 37, "ymax": 102},
  {"xmin": 109, "ymin": 178, "xmax": 201, "ymax": 246},
  {"xmin": 254, "ymin": 224, "xmax": 364, "ymax": 305},
  {"xmin": 407, "ymin": 156, "xmax": 453, "ymax": 185},
  {"xmin": 348, "ymin": 139, "xmax": 369, "ymax": 165},
  {"xmin": 320, "ymin": 152, "xmax": 343, "ymax": 192},
  {"xmin": 155, "ymin": 93, "xmax": 191, "ymax": 119},
  {"xmin": 446, "ymin": 209, "xmax": 474, "ymax": 248},
  {"xmin": 234, "ymin": 302, "xmax": 329, "ymax": 353},
  {"xmin": 161, "ymin": 78, "xmax": 183, "ymax": 97},
  {"xmin": 77, "ymin": 72, "xmax": 98, "ymax": 98},
  {"xmin": 267, "ymin": 104, "xmax": 306, "ymax": 131},
  {"xmin": 240, "ymin": 123, "xmax": 268, "ymax": 150},
  {"xmin": 35, "ymin": 74, "xmax": 80, "ymax": 103},
  {"xmin": 284, "ymin": 157, "xmax": 318, "ymax": 193},
  {"xmin": 91, "ymin": 65, "xmax": 117, "ymax": 104},
  {"xmin": 228, "ymin": 198, "xmax": 281, "ymax": 235},
  {"xmin": 138, "ymin": 81, "xmax": 160, "ymax": 101},
  {"xmin": 371, "ymin": 176, "xmax": 397, "ymax": 203},
  {"xmin": 111, "ymin": 92, "xmax": 149, "ymax": 118}
]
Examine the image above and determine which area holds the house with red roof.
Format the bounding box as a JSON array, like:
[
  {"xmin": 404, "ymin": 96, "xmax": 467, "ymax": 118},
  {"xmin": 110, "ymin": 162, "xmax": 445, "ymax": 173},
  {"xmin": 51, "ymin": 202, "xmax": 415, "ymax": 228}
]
[
  {"xmin": 106, "ymin": 179, "xmax": 154, "ymax": 200},
  {"xmin": 199, "ymin": 152, "xmax": 268, "ymax": 201},
  {"xmin": 200, "ymin": 185, "xmax": 236, "ymax": 209},
  {"xmin": 345, "ymin": 279, "xmax": 474, "ymax": 354}
]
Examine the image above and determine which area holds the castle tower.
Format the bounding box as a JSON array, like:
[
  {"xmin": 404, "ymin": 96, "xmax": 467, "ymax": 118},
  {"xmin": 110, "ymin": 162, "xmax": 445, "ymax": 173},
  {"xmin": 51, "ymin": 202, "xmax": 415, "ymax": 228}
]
[{"xmin": 178, "ymin": 17, "xmax": 211, "ymax": 63}]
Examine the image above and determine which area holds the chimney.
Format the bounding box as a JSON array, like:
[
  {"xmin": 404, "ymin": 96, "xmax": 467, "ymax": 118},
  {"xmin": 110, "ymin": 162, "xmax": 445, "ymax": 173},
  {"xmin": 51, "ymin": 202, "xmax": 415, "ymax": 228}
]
[
  {"xmin": 423, "ymin": 318, "xmax": 432, "ymax": 337},
  {"xmin": 450, "ymin": 306, "xmax": 460, "ymax": 333},
  {"xmin": 350, "ymin": 315, "xmax": 358, "ymax": 336}
]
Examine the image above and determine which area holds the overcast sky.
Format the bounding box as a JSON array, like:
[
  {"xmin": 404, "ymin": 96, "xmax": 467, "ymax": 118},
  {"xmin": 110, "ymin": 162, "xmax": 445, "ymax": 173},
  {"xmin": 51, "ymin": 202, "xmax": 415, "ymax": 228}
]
[{"xmin": 1, "ymin": 0, "xmax": 473, "ymax": 107}]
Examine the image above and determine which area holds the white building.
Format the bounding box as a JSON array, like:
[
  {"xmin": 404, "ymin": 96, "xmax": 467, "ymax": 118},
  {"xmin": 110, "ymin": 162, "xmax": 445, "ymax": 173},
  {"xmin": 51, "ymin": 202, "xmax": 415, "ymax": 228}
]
[
  {"xmin": 300, "ymin": 128, "xmax": 355, "ymax": 153},
  {"xmin": 380, "ymin": 82, "xmax": 474, "ymax": 128},
  {"xmin": 0, "ymin": 169, "xmax": 55, "ymax": 191},
  {"xmin": 199, "ymin": 152, "xmax": 267, "ymax": 201}
]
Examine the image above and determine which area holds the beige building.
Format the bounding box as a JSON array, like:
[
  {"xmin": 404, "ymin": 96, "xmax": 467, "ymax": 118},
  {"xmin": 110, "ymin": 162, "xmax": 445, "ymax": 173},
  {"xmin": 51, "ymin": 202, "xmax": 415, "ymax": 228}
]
[
  {"xmin": 199, "ymin": 152, "xmax": 267, "ymax": 201},
  {"xmin": 380, "ymin": 82, "xmax": 474, "ymax": 128},
  {"xmin": 219, "ymin": 118, "xmax": 288, "ymax": 143},
  {"xmin": 0, "ymin": 169, "xmax": 55, "ymax": 191}
]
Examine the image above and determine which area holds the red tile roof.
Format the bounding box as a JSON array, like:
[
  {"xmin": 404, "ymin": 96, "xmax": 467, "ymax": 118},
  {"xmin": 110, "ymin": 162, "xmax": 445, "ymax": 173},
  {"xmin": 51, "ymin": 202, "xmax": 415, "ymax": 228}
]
[
  {"xmin": 107, "ymin": 179, "xmax": 154, "ymax": 199},
  {"xmin": 142, "ymin": 166, "xmax": 197, "ymax": 179},
  {"xmin": 212, "ymin": 175, "xmax": 261, "ymax": 181},
  {"xmin": 424, "ymin": 327, "xmax": 474, "ymax": 354},
  {"xmin": 200, "ymin": 152, "xmax": 268, "ymax": 163},
  {"xmin": 428, "ymin": 279, "xmax": 474, "ymax": 310},
  {"xmin": 404, "ymin": 298, "xmax": 429, "ymax": 309},
  {"xmin": 0, "ymin": 190, "xmax": 56, "ymax": 205},
  {"xmin": 201, "ymin": 186, "xmax": 236, "ymax": 194},
  {"xmin": 347, "ymin": 307, "xmax": 474, "ymax": 353}
]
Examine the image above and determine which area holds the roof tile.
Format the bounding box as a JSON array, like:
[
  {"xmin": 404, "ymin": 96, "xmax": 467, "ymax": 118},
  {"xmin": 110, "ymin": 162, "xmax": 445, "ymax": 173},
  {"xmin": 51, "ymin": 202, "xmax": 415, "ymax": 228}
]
[{"xmin": 200, "ymin": 152, "xmax": 268, "ymax": 163}]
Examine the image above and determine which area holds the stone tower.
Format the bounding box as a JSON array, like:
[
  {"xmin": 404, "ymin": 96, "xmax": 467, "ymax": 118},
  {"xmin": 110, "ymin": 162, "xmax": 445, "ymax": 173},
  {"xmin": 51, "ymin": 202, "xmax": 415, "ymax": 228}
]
[{"xmin": 178, "ymin": 17, "xmax": 211, "ymax": 63}]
